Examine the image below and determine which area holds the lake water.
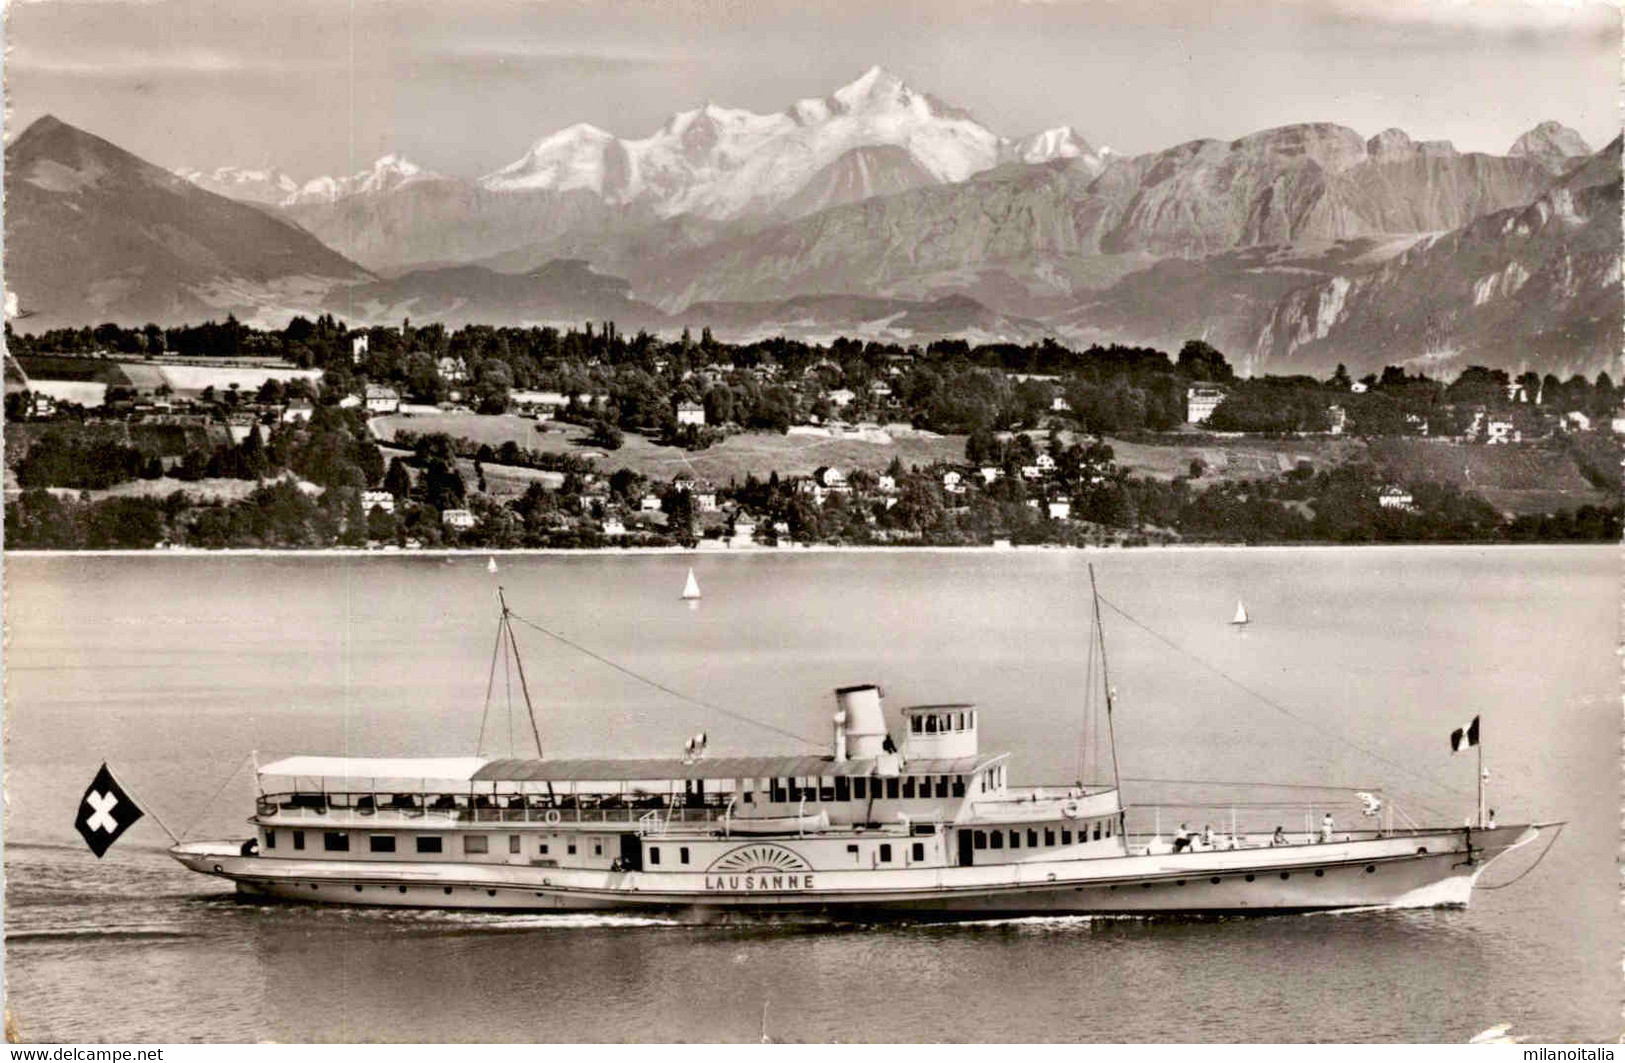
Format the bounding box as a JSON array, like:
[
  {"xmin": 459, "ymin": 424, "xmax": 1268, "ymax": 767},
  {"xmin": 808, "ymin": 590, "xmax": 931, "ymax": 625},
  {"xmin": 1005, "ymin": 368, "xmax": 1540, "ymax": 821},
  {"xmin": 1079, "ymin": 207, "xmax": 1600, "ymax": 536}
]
[{"xmin": 3, "ymin": 546, "xmax": 1617, "ymax": 1042}]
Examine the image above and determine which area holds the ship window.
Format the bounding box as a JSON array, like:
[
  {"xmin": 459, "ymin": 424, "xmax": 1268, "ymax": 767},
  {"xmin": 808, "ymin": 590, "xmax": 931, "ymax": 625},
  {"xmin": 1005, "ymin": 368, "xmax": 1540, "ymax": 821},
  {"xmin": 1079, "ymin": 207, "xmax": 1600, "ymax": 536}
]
[
  {"xmin": 771, "ymin": 779, "xmax": 787, "ymax": 802},
  {"xmin": 912, "ymin": 842, "xmax": 925, "ymax": 862},
  {"xmin": 1093, "ymin": 822, "xmax": 1102, "ymax": 841},
  {"xmin": 593, "ymin": 841, "xmax": 602, "ymax": 856},
  {"xmin": 1009, "ymin": 831, "xmax": 1021, "ymax": 850},
  {"xmin": 649, "ymin": 848, "xmax": 660, "ymax": 865},
  {"xmin": 1105, "ymin": 820, "xmax": 1113, "ymax": 838},
  {"xmin": 925, "ymin": 715, "xmax": 937, "ymax": 734},
  {"xmin": 1044, "ymin": 829, "xmax": 1055, "ymax": 847},
  {"xmin": 820, "ymin": 778, "xmax": 835, "ymax": 802},
  {"xmin": 990, "ymin": 832, "xmax": 1004, "ymax": 850},
  {"xmin": 974, "ymin": 831, "xmax": 987, "ymax": 850},
  {"xmin": 1062, "ymin": 829, "xmax": 1072, "ymax": 845},
  {"xmin": 568, "ymin": 841, "xmax": 577, "ymax": 855},
  {"xmin": 464, "ymin": 835, "xmax": 488, "ymax": 855},
  {"xmin": 417, "ymin": 836, "xmax": 443, "ymax": 854},
  {"xmin": 1027, "ymin": 829, "xmax": 1039, "ymax": 848},
  {"xmin": 847, "ymin": 844, "xmax": 859, "ymax": 855},
  {"xmin": 510, "ymin": 835, "xmax": 522, "ymax": 854},
  {"xmin": 911, "ymin": 716, "xmax": 923, "ymax": 734},
  {"xmin": 957, "ymin": 712, "xmax": 966, "ymax": 730},
  {"xmin": 835, "ymin": 776, "xmax": 850, "ymax": 802},
  {"xmin": 539, "ymin": 843, "xmax": 548, "ymax": 855},
  {"xmin": 853, "ymin": 778, "xmax": 867, "ymax": 800},
  {"xmin": 886, "ymin": 778, "xmax": 900, "ymax": 799},
  {"xmin": 952, "ymin": 777, "xmax": 965, "ymax": 797},
  {"xmin": 323, "ymin": 832, "xmax": 348, "ymax": 852},
  {"xmin": 879, "ymin": 844, "xmax": 892, "ymax": 863},
  {"xmin": 292, "ymin": 831, "xmax": 305, "ymax": 851},
  {"xmin": 902, "ymin": 777, "xmax": 916, "ymax": 799},
  {"xmin": 265, "ymin": 830, "xmax": 275, "ymax": 849},
  {"xmin": 935, "ymin": 777, "xmax": 948, "ymax": 798},
  {"xmin": 680, "ymin": 847, "xmax": 690, "ymax": 865}
]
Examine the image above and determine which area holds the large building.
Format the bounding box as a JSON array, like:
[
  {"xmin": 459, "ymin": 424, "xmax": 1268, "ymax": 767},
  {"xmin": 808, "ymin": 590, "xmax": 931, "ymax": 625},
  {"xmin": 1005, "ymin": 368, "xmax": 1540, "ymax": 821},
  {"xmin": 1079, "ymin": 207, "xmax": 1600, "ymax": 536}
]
[{"xmin": 1187, "ymin": 386, "xmax": 1227, "ymax": 425}]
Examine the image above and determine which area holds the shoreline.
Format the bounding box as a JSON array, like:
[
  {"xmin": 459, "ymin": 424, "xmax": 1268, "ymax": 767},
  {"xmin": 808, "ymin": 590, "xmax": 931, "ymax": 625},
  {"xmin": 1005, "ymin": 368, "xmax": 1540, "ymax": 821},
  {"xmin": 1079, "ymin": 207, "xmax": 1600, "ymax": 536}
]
[{"xmin": 3, "ymin": 541, "xmax": 1611, "ymax": 559}]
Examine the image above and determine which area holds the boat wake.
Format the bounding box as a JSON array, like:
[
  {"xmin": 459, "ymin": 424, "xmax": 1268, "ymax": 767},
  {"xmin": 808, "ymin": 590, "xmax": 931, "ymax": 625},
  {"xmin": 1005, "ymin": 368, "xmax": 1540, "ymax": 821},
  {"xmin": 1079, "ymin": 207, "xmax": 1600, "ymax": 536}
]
[{"xmin": 6, "ymin": 925, "xmax": 200, "ymax": 944}]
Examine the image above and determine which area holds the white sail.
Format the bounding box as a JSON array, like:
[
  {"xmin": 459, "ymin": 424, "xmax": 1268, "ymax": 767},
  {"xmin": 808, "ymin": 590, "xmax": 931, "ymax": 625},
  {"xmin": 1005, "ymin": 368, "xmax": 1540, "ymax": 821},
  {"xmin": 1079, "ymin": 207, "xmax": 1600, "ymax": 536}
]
[
  {"xmin": 1231, "ymin": 600, "xmax": 1249, "ymax": 625},
  {"xmin": 681, "ymin": 568, "xmax": 702, "ymax": 600},
  {"xmin": 487, "ymin": 557, "xmax": 498, "ymax": 574}
]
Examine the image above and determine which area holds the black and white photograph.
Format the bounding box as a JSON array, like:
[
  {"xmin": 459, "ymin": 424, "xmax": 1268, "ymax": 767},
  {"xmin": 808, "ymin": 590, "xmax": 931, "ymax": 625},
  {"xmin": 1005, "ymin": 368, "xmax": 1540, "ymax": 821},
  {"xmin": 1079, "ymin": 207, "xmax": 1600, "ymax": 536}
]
[{"xmin": 2, "ymin": 0, "xmax": 1620, "ymax": 1046}]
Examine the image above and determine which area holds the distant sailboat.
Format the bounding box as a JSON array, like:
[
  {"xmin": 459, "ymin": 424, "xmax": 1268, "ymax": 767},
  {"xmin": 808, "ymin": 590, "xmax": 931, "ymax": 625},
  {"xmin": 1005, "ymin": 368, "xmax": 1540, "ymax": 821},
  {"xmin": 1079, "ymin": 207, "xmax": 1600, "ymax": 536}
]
[
  {"xmin": 680, "ymin": 568, "xmax": 702, "ymax": 601},
  {"xmin": 487, "ymin": 557, "xmax": 499, "ymax": 574},
  {"xmin": 1230, "ymin": 600, "xmax": 1249, "ymax": 626}
]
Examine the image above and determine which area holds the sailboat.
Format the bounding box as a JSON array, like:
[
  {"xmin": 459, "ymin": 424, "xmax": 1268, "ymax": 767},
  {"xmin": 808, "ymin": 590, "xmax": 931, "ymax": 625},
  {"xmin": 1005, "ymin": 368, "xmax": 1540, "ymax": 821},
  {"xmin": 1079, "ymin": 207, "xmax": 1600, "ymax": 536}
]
[
  {"xmin": 1230, "ymin": 600, "xmax": 1249, "ymax": 626},
  {"xmin": 487, "ymin": 557, "xmax": 499, "ymax": 574},
  {"xmin": 680, "ymin": 568, "xmax": 702, "ymax": 601}
]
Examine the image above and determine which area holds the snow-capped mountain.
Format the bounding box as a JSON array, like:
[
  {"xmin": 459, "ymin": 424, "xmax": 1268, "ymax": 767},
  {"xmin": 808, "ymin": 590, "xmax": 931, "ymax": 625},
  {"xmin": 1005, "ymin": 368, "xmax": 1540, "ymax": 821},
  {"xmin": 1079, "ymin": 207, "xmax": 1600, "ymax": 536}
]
[
  {"xmin": 478, "ymin": 66, "xmax": 1019, "ymax": 219},
  {"xmin": 285, "ymin": 154, "xmax": 442, "ymax": 205},
  {"xmin": 175, "ymin": 165, "xmax": 301, "ymax": 206},
  {"xmin": 1008, "ymin": 126, "xmax": 1107, "ymax": 174}
]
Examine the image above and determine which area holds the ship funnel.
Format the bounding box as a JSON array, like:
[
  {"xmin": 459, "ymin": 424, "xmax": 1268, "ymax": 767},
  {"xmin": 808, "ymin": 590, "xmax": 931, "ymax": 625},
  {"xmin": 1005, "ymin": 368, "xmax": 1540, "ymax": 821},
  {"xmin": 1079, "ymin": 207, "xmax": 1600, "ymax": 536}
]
[{"xmin": 835, "ymin": 684, "xmax": 887, "ymax": 759}]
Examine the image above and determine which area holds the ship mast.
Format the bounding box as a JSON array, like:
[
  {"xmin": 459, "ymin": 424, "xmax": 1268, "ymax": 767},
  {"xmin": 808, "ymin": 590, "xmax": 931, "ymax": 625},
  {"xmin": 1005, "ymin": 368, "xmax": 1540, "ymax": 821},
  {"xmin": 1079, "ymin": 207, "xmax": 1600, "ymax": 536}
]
[
  {"xmin": 497, "ymin": 587, "xmax": 545, "ymax": 759},
  {"xmin": 1087, "ymin": 564, "xmax": 1123, "ymax": 796}
]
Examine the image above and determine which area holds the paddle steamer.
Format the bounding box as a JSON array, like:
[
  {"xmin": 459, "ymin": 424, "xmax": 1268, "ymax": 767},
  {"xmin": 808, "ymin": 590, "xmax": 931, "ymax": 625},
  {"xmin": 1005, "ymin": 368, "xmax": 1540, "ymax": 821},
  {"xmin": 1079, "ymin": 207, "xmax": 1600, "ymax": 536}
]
[{"xmin": 170, "ymin": 582, "xmax": 1551, "ymax": 916}]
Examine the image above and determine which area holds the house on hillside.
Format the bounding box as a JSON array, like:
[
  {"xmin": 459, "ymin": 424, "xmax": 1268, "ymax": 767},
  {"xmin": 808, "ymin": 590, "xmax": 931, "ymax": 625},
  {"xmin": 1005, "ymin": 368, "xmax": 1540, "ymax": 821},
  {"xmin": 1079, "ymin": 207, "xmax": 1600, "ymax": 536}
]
[
  {"xmin": 351, "ymin": 335, "xmax": 369, "ymax": 364},
  {"xmin": 1485, "ymin": 419, "xmax": 1519, "ymax": 445},
  {"xmin": 812, "ymin": 466, "xmax": 850, "ymax": 493},
  {"xmin": 942, "ymin": 470, "xmax": 966, "ymax": 495},
  {"xmin": 365, "ymin": 384, "xmax": 400, "ymax": 413},
  {"xmin": 1378, "ymin": 485, "xmax": 1415, "ymax": 511},
  {"xmin": 1186, "ymin": 386, "xmax": 1227, "ymax": 425},
  {"xmin": 676, "ymin": 401, "xmax": 706, "ymax": 426},
  {"xmin": 828, "ymin": 388, "xmax": 856, "ymax": 409},
  {"xmin": 362, "ymin": 490, "xmax": 395, "ymax": 514},
  {"xmin": 1048, "ymin": 498, "xmax": 1073, "ymax": 521},
  {"xmin": 1326, "ymin": 405, "xmax": 1347, "ymax": 436},
  {"xmin": 1564, "ymin": 411, "xmax": 1593, "ymax": 432},
  {"xmin": 640, "ymin": 494, "xmax": 662, "ymax": 513},
  {"xmin": 282, "ymin": 398, "xmax": 314, "ymax": 423},
  {"xmin": 441, "ymin": 508, "xmax": 475, "ymax": 530},
  {"xmin": 437, "ymin": 356, "xmax": 468, "ymax": 383},
  {"xmin": 602, "ymin": 518, "xmax": 627, "ymax": 537}
]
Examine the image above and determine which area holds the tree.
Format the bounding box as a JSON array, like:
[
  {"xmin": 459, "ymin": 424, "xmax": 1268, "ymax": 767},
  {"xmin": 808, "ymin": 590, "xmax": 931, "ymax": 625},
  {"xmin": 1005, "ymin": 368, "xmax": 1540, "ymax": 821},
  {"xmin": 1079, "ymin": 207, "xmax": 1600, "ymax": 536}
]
[
  {"xmin": 588, "ymin": 419, "xmax": 624, "ymax": 450},
  {"xmin": 423, "ymin": 457, "xmax": 466, "ymax": 512},
  {"xmin": 1177, "ymin": 340, "xmax": 1235, "ymax": 383},
  {"xmin": 384, "ymin": 457, "xmax": 413, "ymax": 500}
]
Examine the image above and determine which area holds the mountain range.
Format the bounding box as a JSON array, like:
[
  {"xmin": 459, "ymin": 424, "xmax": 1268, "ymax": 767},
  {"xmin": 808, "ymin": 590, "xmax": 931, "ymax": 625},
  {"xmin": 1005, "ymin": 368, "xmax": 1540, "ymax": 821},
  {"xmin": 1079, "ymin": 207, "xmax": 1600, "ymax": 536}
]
[{"xmin": 7, "ymin": 66, "xmax": 1618, "ymax": 377}]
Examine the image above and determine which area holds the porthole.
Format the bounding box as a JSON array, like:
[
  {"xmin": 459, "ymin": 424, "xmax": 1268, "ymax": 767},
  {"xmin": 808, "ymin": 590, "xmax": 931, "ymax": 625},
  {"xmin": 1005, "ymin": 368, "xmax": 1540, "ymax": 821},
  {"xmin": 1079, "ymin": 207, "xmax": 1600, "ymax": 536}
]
[
  {"xmin": 398, "ymin": 885, "xmax": 408, "ymax": 893},
  {"xmin": 310, "ymin": 884, "xmax": 319, "ymax": 891},
  {"xmin": 487, "ymin": 889, "xmax": 497, "ymax": 897},
  {"xmin": 1245, "ymin": 874, "xmax": 1255, "ymax": 882},
  {"xmin": 1280, "ymin": 872, "xmax": 1290, "ymax": 880},
  {"xmin": 444, "ymin": 886, "xmax": 453, "ymax": 895},
  {"xmin": 1176, "ymin": 880, "xmax": 1186, "ymax": 887},
  {"xmin": 1210, "ymin": 877, "xmax": 1220, "ymax": 885},
  {"xmin": 1314, "ymin": 869, "xmax": 1324, "ymax": 878},
  {"xmin": 1417, "ymin": 847, "xmax": 1428, "ymax": 854},
  {"xmin": 1365, "ymin": 865, "xmax": 1375, "ymax": 873},
  {"xmin": 1141, "ymin": 882, "xmax": 1152, "ymax": 889},
  {"xmin": 354, "ymin": 885, "xmax": 362, "ymax": 892}
]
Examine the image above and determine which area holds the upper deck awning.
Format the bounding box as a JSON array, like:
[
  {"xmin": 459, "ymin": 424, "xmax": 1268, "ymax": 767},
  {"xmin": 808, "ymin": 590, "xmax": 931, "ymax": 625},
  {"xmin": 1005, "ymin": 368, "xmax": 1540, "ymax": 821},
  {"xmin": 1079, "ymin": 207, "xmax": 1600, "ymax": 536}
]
[
  {"xmin": 257, "ymin": 756, "xmax": 489, "ymax": 782},
  {"xmin": 472, "ymin": 753, "xmax": 1006, "ymax": 784}
]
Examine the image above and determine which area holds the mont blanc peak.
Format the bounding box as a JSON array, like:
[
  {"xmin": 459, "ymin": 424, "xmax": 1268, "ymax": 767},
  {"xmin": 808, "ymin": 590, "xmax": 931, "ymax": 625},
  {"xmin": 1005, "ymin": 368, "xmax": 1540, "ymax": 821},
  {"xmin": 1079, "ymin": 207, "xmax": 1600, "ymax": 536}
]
[{"xmin": 478, "ymin": 65, "xmax": 1005, "ymax": 217}]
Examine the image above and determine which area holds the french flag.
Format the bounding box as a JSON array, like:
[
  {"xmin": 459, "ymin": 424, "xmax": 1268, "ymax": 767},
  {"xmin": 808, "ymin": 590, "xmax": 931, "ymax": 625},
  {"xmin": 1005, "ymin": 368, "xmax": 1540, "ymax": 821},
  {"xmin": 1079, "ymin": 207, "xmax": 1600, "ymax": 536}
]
[{"xmin": 1450, "ymin": 715, "xmax": 1480, "ymax": 753}]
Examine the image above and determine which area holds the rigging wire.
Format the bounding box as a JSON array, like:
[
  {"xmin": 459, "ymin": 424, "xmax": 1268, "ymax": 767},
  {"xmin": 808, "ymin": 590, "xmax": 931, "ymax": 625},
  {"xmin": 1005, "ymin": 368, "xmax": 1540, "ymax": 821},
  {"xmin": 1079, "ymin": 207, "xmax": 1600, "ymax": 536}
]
[
  {"xmin": 476, "ymin": 611, "xmax": 504, "ymax": 757},
  {"xmin": 1094, "ymin": 593, "xmax": 1471, "ymax": 808},
  {"xmin": 505, "ymin": 609, "xmax": 824, "ymax": 749},
  {"xmin": 1475, "ymin": 823, "xmax": 1565, "ymax": 890},
  {"xmin": 1122, "ymin": 776, "xmax": 1384, "ymax": 792}
]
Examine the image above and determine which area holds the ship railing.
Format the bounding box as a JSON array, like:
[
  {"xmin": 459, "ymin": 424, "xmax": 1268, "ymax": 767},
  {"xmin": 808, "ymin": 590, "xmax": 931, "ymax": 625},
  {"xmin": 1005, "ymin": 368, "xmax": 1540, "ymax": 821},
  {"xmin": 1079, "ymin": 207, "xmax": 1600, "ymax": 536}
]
[
  {"xmin": 255, "ymin": 792, "xmax": 735, "ymax": 827},
  {"xmin": 1124, "ymin": 798, "xmax": 1413, "ymax": 852}
]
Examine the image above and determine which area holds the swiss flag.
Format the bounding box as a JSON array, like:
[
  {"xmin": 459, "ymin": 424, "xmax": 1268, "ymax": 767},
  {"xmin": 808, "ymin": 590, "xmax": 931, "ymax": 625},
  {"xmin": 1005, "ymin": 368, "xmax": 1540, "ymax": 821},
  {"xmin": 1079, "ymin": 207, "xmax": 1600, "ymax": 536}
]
[{"xmin": 75, "ymin": 764, "xmax": 144, "ymax": 858}]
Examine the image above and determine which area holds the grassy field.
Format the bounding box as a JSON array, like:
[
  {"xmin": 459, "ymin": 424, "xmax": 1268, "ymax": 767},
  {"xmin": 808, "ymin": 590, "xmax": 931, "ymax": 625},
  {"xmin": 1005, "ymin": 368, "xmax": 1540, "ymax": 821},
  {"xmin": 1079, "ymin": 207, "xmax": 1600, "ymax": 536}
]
[
  {"xmin": 372, "ymin": 414, "xmax": 967, "ymax": 484},
  {"xmin": 1105, "ymin": 433, "xmax": 1365, "ymax": 482}
]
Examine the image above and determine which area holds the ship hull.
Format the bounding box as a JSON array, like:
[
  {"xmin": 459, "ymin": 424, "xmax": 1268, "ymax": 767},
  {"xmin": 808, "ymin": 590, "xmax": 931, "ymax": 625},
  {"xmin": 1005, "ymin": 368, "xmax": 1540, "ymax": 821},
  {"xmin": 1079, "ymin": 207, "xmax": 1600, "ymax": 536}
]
[{"xmin": 171, "ymin": 823, "xmax": 1543, "ymax": 918}]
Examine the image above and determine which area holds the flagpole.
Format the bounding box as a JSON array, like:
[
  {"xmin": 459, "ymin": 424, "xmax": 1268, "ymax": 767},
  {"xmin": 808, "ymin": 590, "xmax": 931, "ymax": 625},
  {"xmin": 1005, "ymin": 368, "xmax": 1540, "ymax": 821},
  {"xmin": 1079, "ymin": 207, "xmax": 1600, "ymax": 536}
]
[{"xmin": 1477, "ymin": 741, "xmax": 1485, "ymax": 829}]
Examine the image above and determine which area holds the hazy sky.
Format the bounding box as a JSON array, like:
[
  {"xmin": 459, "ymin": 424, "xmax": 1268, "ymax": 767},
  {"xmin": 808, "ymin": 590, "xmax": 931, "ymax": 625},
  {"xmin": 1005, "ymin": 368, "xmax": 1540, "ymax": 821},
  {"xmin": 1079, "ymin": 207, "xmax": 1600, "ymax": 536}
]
[{"xmin": 6, "ymin": 0, "xmax": 1619, "ymax": 181}]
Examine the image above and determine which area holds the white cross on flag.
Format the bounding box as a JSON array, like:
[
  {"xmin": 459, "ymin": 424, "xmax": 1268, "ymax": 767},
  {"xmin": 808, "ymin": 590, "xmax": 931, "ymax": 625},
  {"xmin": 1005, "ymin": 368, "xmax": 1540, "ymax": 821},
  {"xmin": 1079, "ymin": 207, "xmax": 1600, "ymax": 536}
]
[{"xmin": 75, "ymin": 763, "xmax": 144, "ymax": 858}]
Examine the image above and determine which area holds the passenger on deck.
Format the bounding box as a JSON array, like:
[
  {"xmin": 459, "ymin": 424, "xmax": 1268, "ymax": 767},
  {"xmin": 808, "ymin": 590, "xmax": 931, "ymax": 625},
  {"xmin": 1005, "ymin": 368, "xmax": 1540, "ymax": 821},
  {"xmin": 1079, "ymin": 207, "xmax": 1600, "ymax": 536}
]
[
  {"xmin": 1172, "ymin": 823, "xmax": 1192, "ymax": 853},
  {"xmin": 1271, "ymin": 826, "xmax": 1287, "ymax": 847},
  {"xmin": 1320, "ymin": 812, "xmax": 1334, "ymax": 843},
  {"xmin": 1487, "ymin": 809, "xmax": 1497, "ymax": 829},
  {"xmin": 1201, "ymin": 824, "xmax": 1215, "ymax": 849}
]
